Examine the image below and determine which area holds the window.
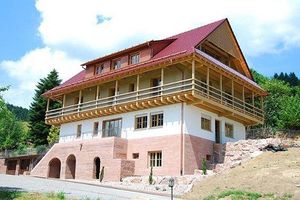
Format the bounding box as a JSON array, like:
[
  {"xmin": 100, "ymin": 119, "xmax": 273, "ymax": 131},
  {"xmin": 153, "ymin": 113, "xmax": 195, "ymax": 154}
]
[
  {"xmin": 148, "ymin": 151, "xmax": 162, "ymax": 167},
  {"xmin": 112, "ymin": 59, "xmax": 121, "ymax": 70},
  {"xmin": 150, "ymin": 113, "xmax": 163, "ymax": 128},
  {"xmin": 102, "ymin": 118, "xmax": 122, "ymax": 137},
  {"xmin": 95, "ymin": 64, "xmax": 104, "ymax": 75},
  {"xmin": 225, "ymin": 123, "xmax": 234, "ymax": 138},
  {"xmin": 93, "ymin": 122, "xmax": 99, "ymax": 136},
  {"xmin": 129, "ymin": 83, "xmax": 135, "ymax": 92},
  {"xmin": 135, "ymin": 115, "xmax": 148, "ymax": 129},
  {"xmin": 201, "ymin": 115, "xmax": 211, "ymax": 131},
  {"xmin": 132, "ymin": 153, "xmax": 139, "ymax": 159},
  {"xmin": 130, "ymin": 54, "xmax": 140, "ymax": 64},
  {"xmin": 76, "ymin": 124, "xmax": 82, "ymax": 138}
]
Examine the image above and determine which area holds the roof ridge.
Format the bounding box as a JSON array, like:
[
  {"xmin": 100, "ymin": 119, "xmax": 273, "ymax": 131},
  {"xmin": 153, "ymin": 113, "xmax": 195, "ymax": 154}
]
[{"xmin": 166, "ymin": 18, "xmax": 227, "ymax": 39}]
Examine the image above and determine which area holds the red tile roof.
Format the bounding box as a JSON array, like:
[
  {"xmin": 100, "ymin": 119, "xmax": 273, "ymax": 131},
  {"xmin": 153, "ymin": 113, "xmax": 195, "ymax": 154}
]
[{"xmin": 44, "ymin": 18, "xmax": 262, "ymax": 97}]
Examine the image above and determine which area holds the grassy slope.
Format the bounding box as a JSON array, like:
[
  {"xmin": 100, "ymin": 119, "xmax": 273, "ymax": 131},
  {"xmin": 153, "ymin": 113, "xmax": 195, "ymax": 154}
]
[{"xmin": 184, "ymin": 148, "xmax": 300, "ymax": 200}]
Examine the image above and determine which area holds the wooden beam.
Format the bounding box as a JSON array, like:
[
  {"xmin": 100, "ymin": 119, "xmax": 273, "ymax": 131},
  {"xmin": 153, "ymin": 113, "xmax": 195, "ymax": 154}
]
[
  {"xmin": 78, "ymin": 90, "xmax": 82, "ymax": 112},
  {"xmin": 242, "ymin": 85, "xmax": 245, "ymax": 113}
]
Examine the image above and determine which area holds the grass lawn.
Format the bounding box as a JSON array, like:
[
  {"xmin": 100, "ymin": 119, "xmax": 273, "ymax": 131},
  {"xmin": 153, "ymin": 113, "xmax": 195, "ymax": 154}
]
[
  {"xmin": 0, "ymin": 190, "xmax": 74, "ymax": 200},
  {"xmin": 203, "ymin": 190, "xmax": 293, "ymax": 200}
]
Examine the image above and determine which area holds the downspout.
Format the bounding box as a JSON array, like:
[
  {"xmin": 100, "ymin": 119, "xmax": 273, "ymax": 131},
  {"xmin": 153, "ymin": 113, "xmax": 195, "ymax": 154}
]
[{"xmin": 176, "ymin": 65, "xmax": 185, "ymax": 175}]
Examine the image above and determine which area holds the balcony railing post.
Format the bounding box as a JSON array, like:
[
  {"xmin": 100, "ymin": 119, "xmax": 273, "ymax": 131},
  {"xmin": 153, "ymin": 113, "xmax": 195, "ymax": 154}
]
[
  {"xmin": 220, "ymin": 74, "xmax": 223, "ymax": 104},
  {"xmin": 136, "ymin": 74, "xmax": 140, "ymax": 100},
  {"xmin": 161, "ymin": 67, "xmax": 164, "ymax": 98},
  {"xmin": 231, "ymin": 80, "xmax": 234, "ymax": 109},
  {"xmin": 78, "ymin": 90, "xmax": 82, "ymax": 113},
  {"xmin": 207, "ymin": 67, "xmax": 210, "ymax": 96},
  {"xmin": 242, "ymin": 86, "xmax": 245, "ymax": 113},
  {"xmin": 192, "ymin": 60, "xmax": 195, "ymax": 95},
  {"xmin": 96, "ymin": 85, "xmax": 100, "ymax": 108}
]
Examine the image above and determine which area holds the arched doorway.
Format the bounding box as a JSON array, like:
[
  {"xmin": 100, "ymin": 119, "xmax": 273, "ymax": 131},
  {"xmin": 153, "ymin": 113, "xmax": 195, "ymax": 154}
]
[
  {"xmin": 48, "ymin": 158, "xmax": 61, "ymax": 178},
  {"xmin": 65, "ymin": 154, "xmax": 76, "ymax": 179},
  {"xmin": 93, "ymin": 157, "xmax": 101, "ymax": 179}
]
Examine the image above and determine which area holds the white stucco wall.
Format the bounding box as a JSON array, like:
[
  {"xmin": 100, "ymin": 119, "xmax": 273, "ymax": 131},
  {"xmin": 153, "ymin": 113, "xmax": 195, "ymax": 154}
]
[
  {"xmin": 59, "ymin": 104, "xmax": 182, "ymax": 142},
  {"xmin": 59, "ymin": 103, "xmax": 245, "ymax": 144},
  {"xmin": 183, "ymin": 104, "xmax": 246, "ymax": 143}
]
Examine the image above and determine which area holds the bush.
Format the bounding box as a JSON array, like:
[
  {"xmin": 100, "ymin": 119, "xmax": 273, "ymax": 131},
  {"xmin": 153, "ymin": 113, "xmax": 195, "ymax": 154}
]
[
  {"xmin": 202, "ymin": 158, "xmax": 207, "ymax": 175},
  {"xmin": 99, "ymin": 166, "xmax": 104, "ymax": 182},
  {"xmin": 36, "ymin": 145, "xmax": 47, "ymax": 154},
  {"xmin": 149, "ymin": 166, "xmax": 153, "ymax": 185}
]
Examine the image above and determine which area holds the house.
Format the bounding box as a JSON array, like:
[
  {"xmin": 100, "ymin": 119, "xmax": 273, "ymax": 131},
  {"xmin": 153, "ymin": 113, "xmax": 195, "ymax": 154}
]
[{"xmin": 30, "ymin": 19, "xmax": 266, "ymax": 181}]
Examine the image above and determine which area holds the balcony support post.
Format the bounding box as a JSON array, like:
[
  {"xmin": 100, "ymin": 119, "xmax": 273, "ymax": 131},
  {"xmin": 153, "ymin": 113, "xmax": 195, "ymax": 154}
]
[
  {"xmin": 232, "ymin": 80, "xmax": 234, "ymax": 107},
  {"xmin": 96, "ymin": 85, "xmax": 99, "ymax": 107},
  {"xmin": 78, "ymin": 90, "xmax": 82, "ymax": 112},
  {"xmin": 62, "ymin": 94, "xmax": 66, "ymax": 115},
  {"xmin": 207, "ymin": 67, "xmax": 210, "ymax": 95},
  {"xmin": 220, "ymin": 74, "xmax": 223, "ymax": 103},
  {"xmin": 46, "ymin": 98, "xmax": 50, "ymax": 112},
  {"xmin": 242, "ymin": 85, "xmax": 245, "ymax": 113},
  {"xmin": 136, "ymin": 74, "xmax": 140, "ymax": 100},
  {"xmin": 192, "ymin": 60, "xmax": 195, "ymax": 95},
  {"xmin": 161, "ymin": 67, "xmax": 164, "ymax": 96},
  {"xmin": 252, "ymin": 91, "xmax": 255, "ymax": 114}
]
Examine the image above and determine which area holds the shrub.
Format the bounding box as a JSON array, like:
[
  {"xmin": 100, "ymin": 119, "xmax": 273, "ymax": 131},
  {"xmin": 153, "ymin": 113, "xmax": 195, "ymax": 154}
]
[
  {"xmin": 99, "ymin": 166, "xmax": 104, "ymax": 182},
  {"xmin": 202, "ymin": 158, "xmax": 207, "ymax": 175},
  {"xmin": 36, "ymin": 145, "xmax": 47, "ymax": 154},
  {"xmin": 149, "ymin": 166, "xmax": 153, "ymax": 185}
]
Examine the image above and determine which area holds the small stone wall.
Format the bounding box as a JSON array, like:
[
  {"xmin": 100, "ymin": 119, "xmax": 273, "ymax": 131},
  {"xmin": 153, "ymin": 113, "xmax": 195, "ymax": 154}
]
[{"xmin": 214, "ymin": 138, "xmax": 300, "ymax": 173}]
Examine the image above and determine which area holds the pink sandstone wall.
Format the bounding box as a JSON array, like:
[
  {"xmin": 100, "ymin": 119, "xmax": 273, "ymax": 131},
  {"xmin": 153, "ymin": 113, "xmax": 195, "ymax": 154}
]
[
  {"xmin": 0, "ymin": 159, "xmax": 6, "ymax": 174},
  {"xmin": 127, "ymin": 134, "xmax": 182, "ymax": 176},
  {"xmin": 184, "ymin": 134, "xmax": 214, "ymax": 174},
  {"xmin": 31, "ymin": 133, "xmax": 214, "ymax": 181},
  {"xmin": 31, "ymin": 137, "xmax": 131, "ymax": 181}
]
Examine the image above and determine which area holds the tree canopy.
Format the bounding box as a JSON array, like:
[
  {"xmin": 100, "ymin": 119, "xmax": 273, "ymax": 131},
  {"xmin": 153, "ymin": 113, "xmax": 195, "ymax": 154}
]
[
  {"xmin": 0, "ymin": 87, "xmax": 27, "ymax": 150},
  {"xmin": 252, "ymin": 69, "xmax": 300, "ymax": 130},
  {"xmin": 28, "ymin": 69, "xmax": 61, "ymax": 146}
]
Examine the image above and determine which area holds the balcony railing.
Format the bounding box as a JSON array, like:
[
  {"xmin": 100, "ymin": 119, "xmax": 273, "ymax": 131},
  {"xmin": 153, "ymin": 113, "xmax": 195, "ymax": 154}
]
[{"xmin": 46, "ymin": 78, "xmax": 263, "ymax": 121}]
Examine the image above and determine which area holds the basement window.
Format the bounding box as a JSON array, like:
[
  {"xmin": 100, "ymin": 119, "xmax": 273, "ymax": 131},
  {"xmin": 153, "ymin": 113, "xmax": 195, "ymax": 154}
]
[{"xmin": 132, "ymin": 153, "xmax": 139, "ymax": 159}]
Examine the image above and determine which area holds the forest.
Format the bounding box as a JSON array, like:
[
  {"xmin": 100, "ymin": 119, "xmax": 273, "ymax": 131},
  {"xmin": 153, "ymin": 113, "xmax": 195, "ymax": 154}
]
[{"xmin": 0, "ymin": 70, "xmax": 299, "ymax": 151}]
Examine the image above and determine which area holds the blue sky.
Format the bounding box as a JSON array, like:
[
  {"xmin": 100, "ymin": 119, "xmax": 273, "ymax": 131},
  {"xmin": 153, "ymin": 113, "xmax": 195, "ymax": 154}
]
[{"xmin": 0, "ymin": 0, "xmax": 300, "ymax": 108}]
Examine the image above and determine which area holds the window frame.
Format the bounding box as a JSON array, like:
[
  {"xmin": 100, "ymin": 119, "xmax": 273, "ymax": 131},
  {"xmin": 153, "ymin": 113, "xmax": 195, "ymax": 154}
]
[
  {"xmin": 95, "ymin": 64, "xmax": 104, "ymax": 75},
  {"xmin": 112, "ymin": 59, "xmax": 121, "ymax": 70},
  {"xmin": 225, "ymin": 122, "xmax": 234, "ymax": 138},
  {"xmin": 135, "ymin": 114, "xmax": 148, "ymax": 130},
  {"xmin": 150, "ymin": 112, "xmax": 164, "ymax": 128},
  {"xmin": 102, "ymin": 118, "xmax": 122, "ymax": 137},
  {"xmin": 148, "ymin": 151, "xmax": 162, "ymax": 168},
  {"xmin": 130, "ymin": 53, "xmax": 140, "ymax": 65},
  {"xmin": 201, "ymin": 114, "xmax": 211, "ymax": 132}
]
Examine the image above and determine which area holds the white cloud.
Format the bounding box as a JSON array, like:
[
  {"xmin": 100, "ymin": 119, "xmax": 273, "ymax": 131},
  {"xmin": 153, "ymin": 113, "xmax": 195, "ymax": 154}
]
[
  {"xmin": 0, "ymin": 47, "xmax": 82, "ymax": 107},
  {"xmin": 36, "ymin": 0, "xmax": 300, "ymax": 56},
  {"xmin": 2, "ymin": 0, "xmax": 300, "ymax": 107}
]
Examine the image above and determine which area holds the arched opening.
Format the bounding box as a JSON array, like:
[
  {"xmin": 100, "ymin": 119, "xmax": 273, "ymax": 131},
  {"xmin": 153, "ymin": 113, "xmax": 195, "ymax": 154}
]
[
  {"xmin": 65, "ymin": 154, "xmax": 76, "ymax": 179},
  {"xmin": 93, "ymin": 157, "xmax": 101, "ymax": 179},
  {"xmin": 48, "ymin": 158, "xmax": 61, "ymax": 178}
]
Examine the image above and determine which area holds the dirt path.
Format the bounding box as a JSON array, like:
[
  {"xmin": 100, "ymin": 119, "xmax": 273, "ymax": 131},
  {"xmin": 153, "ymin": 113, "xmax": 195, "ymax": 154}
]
[{"xmin": 184, "ymin": 148, "xmax": 300, "ymax": 200}]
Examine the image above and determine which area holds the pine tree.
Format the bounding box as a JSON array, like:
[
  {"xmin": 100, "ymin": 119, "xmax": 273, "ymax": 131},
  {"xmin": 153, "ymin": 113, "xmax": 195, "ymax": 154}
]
[{"xmin": 28, "ymin": 69, "xmax": 61, "ymax": 146}]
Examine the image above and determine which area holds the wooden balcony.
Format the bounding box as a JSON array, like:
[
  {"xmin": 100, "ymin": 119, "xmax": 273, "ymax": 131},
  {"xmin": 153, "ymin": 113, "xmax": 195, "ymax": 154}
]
[{"xmin": 46, "ymin": 77, "xmax": 264, "ymax": 126}]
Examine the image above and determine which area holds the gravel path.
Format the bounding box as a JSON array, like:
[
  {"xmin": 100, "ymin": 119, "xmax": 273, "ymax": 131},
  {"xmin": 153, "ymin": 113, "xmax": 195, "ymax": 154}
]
[{"xmin": 0, "ymin": 174, "xmax": 174, "ymax": 200}]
